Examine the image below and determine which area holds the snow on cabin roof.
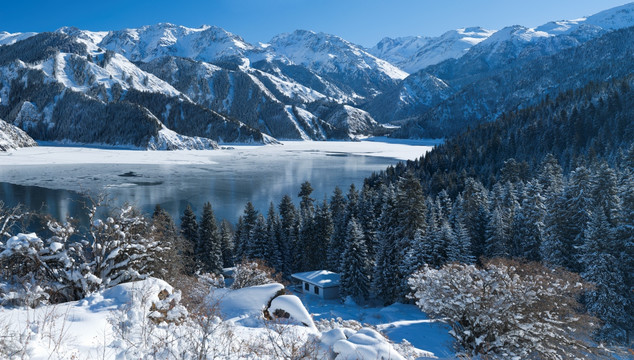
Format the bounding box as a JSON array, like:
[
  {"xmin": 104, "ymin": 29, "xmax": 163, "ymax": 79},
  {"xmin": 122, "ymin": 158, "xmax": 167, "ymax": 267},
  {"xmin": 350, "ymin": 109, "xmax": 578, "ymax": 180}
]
[{"xmin": 291, "ymin": 270, "xmax": 340, "ymax": 288}]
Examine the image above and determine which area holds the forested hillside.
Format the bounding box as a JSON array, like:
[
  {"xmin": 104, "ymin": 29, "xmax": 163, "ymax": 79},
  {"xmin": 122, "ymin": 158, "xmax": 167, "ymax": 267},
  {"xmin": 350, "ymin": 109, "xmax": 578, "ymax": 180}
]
[{"xmin": 218, "ymin": 74, "xmax": 634, "ymax": 348}]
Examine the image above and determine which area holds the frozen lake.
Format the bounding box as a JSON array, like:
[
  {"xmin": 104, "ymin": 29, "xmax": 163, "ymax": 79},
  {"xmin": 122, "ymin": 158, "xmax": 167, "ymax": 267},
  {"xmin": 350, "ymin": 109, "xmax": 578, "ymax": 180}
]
[{"xmin": 0, "ymin": 139, "xmax": 437, "ymax": 224}]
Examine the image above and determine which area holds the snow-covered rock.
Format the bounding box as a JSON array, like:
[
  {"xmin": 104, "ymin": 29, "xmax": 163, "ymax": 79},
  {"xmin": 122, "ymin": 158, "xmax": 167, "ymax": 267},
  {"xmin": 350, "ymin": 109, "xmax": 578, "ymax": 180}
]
[
  {"xmin": 209, "ymin": 282, "xmax": 285, "ymax": 321},
  {"xmin": 329, "ymin": 327, "xmax": 406, "ymax": 360},
  {"xmin": 147, "ymin": 127, "xmax": 218, "ymax": 150},
  {"xmin": 0, "ymin": 118, "xmax": 37, "ymax": 151},
  {"xmin": 269, "ymin": 294, "xmax": 316, "ymax": 329}
]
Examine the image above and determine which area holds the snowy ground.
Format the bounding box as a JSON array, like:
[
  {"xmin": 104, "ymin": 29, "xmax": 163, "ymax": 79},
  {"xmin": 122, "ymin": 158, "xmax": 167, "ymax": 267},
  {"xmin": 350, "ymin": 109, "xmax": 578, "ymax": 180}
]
[
  {"xmin": 0, "ymin": 279, "xmax": 453, "ymax": 359},
  {"xmin": 292, "ymin": 288, "xmax": 455, "ymax": 359},
  {"xmin": 0, "ymin": 138, "xmax": 439, "ymax": 165}
]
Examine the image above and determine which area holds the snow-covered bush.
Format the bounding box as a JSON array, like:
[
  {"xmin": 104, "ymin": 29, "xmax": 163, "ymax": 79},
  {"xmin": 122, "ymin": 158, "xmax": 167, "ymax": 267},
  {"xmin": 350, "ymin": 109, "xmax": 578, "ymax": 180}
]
[
  {"xmin": 0, "ymin": 203, "xmax": 167, "ymax": 306},
  {"xmin": 86, "ymin": 204, "xmax": 161, "ymax": 289},
  {"xmin": 230, "ymin": 259, "xmax": 280, "ymax": 289},
  {"xmin": 148, "ymin": 288, "xmax": 188, "ymax": 325},
  {"xmin": 408, "ymin": 259, "xmax": 599, "ymax": 359}
]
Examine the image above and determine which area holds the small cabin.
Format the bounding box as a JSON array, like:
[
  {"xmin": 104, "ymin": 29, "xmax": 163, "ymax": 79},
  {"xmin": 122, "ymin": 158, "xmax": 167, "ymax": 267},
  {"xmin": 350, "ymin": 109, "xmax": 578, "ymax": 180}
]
[{"xmin": 291, "ymin": 270, "xmax": 340, "ymax": 300}]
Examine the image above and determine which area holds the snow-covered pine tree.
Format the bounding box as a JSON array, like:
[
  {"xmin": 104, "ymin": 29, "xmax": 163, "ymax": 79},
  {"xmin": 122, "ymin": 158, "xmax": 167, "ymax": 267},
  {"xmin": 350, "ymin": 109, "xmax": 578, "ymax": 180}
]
[
  {"xmin": 516, "ymin": 181, "xmax": 546, "ymax": 261},
  {"xmin": 247, "ymin": 213, "xmax": 267, "ymax": 261},
  {"xmin": 239, "ymin": 202, "xmax": 258, "ymax": 261},
  {"xmin": 394, "ymin": 172, "xmax": 427, "ymax": 298},
  {"xmin": 307, "ymin": 198, "xmax": 333, "ymax": 271},
  {"xmin": 542, "ymin": 167, "xmax": 591, "ymax": 272},
  {"xmin": 278, "ymin": 194, "xmax": 299, "ymax": 274},
  {"xmin": 298, "ymin": 181, "xmax": 317, "ymax": 271},
  {"xmin": 485, "ymin": 207, "xmax": 510, "ymax": 258},
  {"xmin": 198, "ymin": 202, "xmax": 223, "ymax": 274},
  {"xmin": 582, "ymin": 208, "xmax": 628, "ymax": 343},
  {"xmin": 340, "ymin": 218, "xmax": 371, "ymax": 304},
  {"xmin": 461, "ymin": 178, "xmax": 490, "ymax": 262},
  {"xmin": 265, "ymin": 202, "xmax": 283, "ymax": 271},
  {"xmin": 219, "ymin": 219, "xmax": 234, "ymax": 267},
  {"xmin": 328, "ymin": 186, "xmax": 347, "ymax": 272},
  {"xmin": 358, "ymin": 184, "xmax": 379, "ymax": 261},
  {"xmin": 372, "ymin": 185, "xmax": 401, "ymax": 304},
  {"xmin": 180, "ymin": 204, "xmax": 199, "ymax": 267},
  {"xmin": 234, "ymin": 216, "xmax": 245, "ymax": 261}
]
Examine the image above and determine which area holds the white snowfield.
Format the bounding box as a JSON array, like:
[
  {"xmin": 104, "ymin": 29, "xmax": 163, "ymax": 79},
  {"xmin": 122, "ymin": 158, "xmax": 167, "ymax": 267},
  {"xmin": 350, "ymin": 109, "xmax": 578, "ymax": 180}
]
[
  {"xmin": 0, "ymin": 138, "xmax": 439, "ymax": 165},
  {"xmin": 0, "ymin": 278, "xmax": 443, "ymax": 359}
]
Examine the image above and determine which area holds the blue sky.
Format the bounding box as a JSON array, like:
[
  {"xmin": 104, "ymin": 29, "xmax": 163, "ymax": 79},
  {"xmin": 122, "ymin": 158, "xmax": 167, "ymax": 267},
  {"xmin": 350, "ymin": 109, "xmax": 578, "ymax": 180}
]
[{"xmin": 1, "ymin": 0, "xmax": 630, "ymax": 46}]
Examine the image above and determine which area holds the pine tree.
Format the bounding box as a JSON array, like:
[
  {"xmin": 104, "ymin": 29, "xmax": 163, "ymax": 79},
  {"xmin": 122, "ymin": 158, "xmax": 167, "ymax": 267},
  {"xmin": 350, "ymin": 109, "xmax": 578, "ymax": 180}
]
[
  {"xmin": 328, "ymin": 187, "xmax": 347, "ymax": 271},
  {"xmin": 516, "ymin": 181, "xmax": 546, "ymax": 261},
  {"xmin": 234, "ymin": 216, "xmax": 245, "ymax": 261},
  {"xmin": 461, "ymin": 178, "xmax": 490, "ymax": 262},
  {"xmin": 298, "ymin": 181, "xmax": 316, "ymax": 271},
  {"xmin": 542, "ymin": 167, "xmax": 591, "ymax": 272},
  {"xmin": 246, "ymin": 213, "xmax": 267, "ymax": 260},
  {"xmin": 219, "ymin": 220, "xmax": 234, "ymax": 267},
  {"xmin": 278, "ymin": 195, "xmax": 299, "ymax": 274},
  {"xmin": 265, "ymin": 202, "xmax": 282, "ymax": 271},
  {"xmin": 340, "ymin": 218, "xmax": 370, "ymax": 303},
  {"xmin": 372, "ymin": 185, "xmax": 401, "ymax": 304},
  {"xmin": 240, "ymin": 202, "xmax": 259, "ymax": 260},
  {"xmin": 308, "ymin": 198, "xmax": 333, "ymax": 270},
  {"xmin": 198, "ymin": 202, "xmax": 223, "ymax": 274},
  {"xmin": 151, "ymin": 205, "xmax": 187, "ymax": 279},
  {"xmin": 582, "ymin": 209, "xmax": 628, "ymax": 343},
  {"xmin": 180, "ymin": 204, "xmax": 199, "ymax": 267},
  {"xmin": 395, "ymin": 172, "xmax": 427, "ymax": 298},
  {"xmin": 358, "ymin": 184, "xmax": 379, "ymax": 261},
  {"xmin": 485, "ymin": 207, "xmax": 510, "ymax": 258}
]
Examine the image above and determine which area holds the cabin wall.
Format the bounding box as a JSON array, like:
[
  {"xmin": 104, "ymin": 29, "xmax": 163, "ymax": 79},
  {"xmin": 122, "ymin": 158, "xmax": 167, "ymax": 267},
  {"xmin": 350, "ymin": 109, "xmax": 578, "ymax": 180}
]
[{"xmin": 322, "ymin": 286, "xmax": 339, "ymax": 300}]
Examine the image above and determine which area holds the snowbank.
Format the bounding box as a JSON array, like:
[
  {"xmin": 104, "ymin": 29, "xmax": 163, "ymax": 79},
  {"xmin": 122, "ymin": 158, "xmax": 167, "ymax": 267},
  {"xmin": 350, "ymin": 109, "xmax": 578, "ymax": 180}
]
[
  {"xmin": 209, "ymin": 282, "xmax": 284, "ymax": 322},
  {"xmin": 269, "ymin": 294, "xmax": 316, "ymax": 329},
  {"xmin": 325, "ymin": 327, "xmax": 406, "ymax": 360}
]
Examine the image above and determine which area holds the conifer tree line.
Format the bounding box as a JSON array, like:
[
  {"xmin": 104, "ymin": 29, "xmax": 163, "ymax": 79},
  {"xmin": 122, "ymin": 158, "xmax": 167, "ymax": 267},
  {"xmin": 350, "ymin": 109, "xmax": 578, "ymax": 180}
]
[{"xmin": 178, "ymin": 75, "xmax": 634, "ymax": 345}]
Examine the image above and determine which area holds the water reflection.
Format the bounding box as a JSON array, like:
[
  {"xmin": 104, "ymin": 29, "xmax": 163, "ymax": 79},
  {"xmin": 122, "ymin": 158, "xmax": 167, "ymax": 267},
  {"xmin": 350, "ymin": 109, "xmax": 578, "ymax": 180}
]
[{"xmin": 0, "ymin": 153, "xmax": 396, "ymax": 224}]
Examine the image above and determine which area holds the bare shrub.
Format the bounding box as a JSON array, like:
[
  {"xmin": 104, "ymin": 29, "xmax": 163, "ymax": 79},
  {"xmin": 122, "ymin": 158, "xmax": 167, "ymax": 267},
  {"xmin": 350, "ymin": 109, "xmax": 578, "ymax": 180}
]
[
  {"xmin": 230, "ymin": 259, "xmax": 283, "ymax": 289},
  {"xmin": 408, "ymin": 258, "xmax": 602, "ymax": 359}
]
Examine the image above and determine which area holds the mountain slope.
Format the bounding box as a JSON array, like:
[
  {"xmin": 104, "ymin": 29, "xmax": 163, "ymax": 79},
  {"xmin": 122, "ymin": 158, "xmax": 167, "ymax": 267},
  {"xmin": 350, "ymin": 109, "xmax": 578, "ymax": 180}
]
[
  {"xmin": 0, "ymin": 33, "xmax": 265, "ymax": 148},
  {"xmin": 0, "ymin": 118, "xmax": 37, "ymax": 151},
  {"xmin": 368, "ymin": 3, "xmax": 634, "ymax": 134},
  {"xmin": 370, "ymin": 27, "xmax": 494, "ymax": 73},
  {"xmin": 98, "ymin": 23, "xmax": 258, "ymax": 65},
  {"xmin": 266, "ymin": 30, "xmax": 407, "ymax": 100},
  {"xmin": 393, "ymin": 25, "xmax": 634, "ymax": 138}
]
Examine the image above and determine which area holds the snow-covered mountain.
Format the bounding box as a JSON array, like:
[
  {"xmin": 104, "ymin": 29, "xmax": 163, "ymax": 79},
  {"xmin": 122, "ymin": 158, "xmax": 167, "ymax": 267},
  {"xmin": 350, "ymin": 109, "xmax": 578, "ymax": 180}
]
[
  {"xmin": 0, "ymin": 118, "xmax": 37, "ymax": 151},
  {"xmin": 370, "ymin": 27, "xmax": 494, "ymax": 73},
  {"xmin": 265, "ymin": 30, "xmax": 407, "ymax": 99},
  {"xmin": 2, "ymin": 2, "xmax": 634, "ymax": 145},
  {"xmin": 99, "ymin": 23, "xmax": 258, "ymax": 65},
  {"xmin": 0, "ymin": 31, "xmax": 36, "ymax": 47},
  {"xmin": 0, "ymin": 32, "xmax": 268, "ymax": 149},
  {"xmin": 367, "ymin": 2, "xmax": 634, "ymax": 134}
]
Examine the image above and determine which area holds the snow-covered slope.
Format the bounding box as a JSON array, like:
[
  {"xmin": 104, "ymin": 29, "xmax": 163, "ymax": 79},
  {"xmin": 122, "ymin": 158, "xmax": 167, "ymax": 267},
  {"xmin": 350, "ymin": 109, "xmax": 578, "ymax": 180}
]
[
  {"xmin": 0, "ymin": 32, "xmax": 268, "ymax": 148},
  {"xmin": 98, "ymin": 23, "xmax": 257, "ymax": 65},
  {"xmin": 371, "ymin": 27, "xmax": 494, "ymax": 73},
  {"xmin": 266, "ymin": 30, "xmax": 407, "ymax": 100},
  {"xmin": 367, "ymin": 2, "xmax": 634, "ymax": 127},
  {"xmin": 0, "ymin": 31, "xmax": 37, "ymax": 46},
  {"xmin": 0, "ymin": 118, "xmax": 37, "ymax": 151}
]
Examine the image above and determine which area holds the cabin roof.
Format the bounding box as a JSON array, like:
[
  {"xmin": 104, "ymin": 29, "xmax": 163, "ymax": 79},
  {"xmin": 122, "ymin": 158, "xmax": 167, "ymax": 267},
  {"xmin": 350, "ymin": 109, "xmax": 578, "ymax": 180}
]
[{"xmin": 291, "ymin": 270, "xmax": 340, "ymax": 288}]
